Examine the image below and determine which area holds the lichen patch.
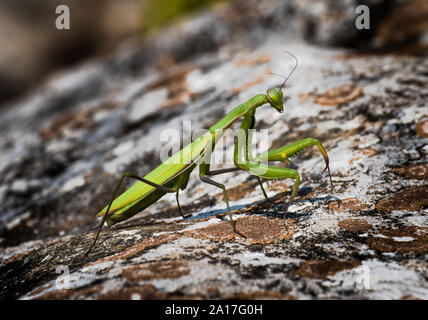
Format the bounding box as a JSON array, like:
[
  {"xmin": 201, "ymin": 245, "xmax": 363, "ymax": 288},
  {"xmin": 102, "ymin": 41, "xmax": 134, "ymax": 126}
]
[
  {"xmin": 183, "ymin": 219, "xmax": 235, "ymax": 242},
  {"xmin": 349, "ymin": 148, "xmax": 378, "ymax": 164},
  {"xmin": 122, "ymin": 260, "xmax": 190, "ymax": 282},
  {"xmin": 338, "ymin": 219, "xmax": 372, "ymax": 233},
  {"xmin": 97, "ymin": 284, "xmax": 201, "ymax": 300},
  {"xmin": 390, "ymin": 164, "xmax": 428, "ymax": 179},
  {"xmin": 87, "ymin": 233, "xmax": 180, "ymax": 265},
  {"xmin": 234, "ymin": 53, "xmax": 272, "ymax": 66},
  {"xmin": 229, "ymin": 75, "xmax": 266, "ymax": 94},
  {"xmin": 98, "ymin": 284, "xmax": 161, "ymax": 300},
  {"xmin": 298, "ymin": 260, "xmax": 362, "ymax": 279},
  {"xmin": 227, "ymin": 290, "xmax": 296, "ymax": 300},
  {"xmin": 378, "ymin": 226, "xmax": 427, "ymax": 238},
  {"xmin": 149, "ymin": 64, "xmax": 196, "ymax": 109},
  {"xmin": 368, "ymin": 237, "xmax": 428, "ymax": 254},
  {"xmin": 32, "ymin": 286, "xmax": 103, "ymax": 300},
  {"xmin": 4, "ymin": 249, "xmax": 36, "ymax": 265},
  {"xmin": 416, "ymin": 117, "xmax": 428, "ymax": 138},
  {"xmin": 375, "ymin": 185, "xmax": 428, "ymax": 212},
  {"xmin": 314, "ymin": 84, "xmax": 363, "ymax": 106},
  {"xmin": 329, "ymin": 198, "xmax": 368, "ymax": 212},
  {"xmin": 183, "ymin": 215, "xmax": 297, "ymax": 244},
  {"xmin": 27, "ymin": 284, "xmax": 54, "ymax": 298},
  {"xmin": 367, "ymin": 226, "xmax": 428, "ymax": 253},
  {"xmin": 39, "ymin": 102, "xmax": 117, "ymax": 140}
]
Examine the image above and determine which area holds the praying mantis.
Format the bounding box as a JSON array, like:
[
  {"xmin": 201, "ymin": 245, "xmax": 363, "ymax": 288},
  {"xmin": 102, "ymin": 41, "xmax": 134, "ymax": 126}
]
[{"xmin": 84, "ymin": 52, "xmax": 333, "ymax": 255}]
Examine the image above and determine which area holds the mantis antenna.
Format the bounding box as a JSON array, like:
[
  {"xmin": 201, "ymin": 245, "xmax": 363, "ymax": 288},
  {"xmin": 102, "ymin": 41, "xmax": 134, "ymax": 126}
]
[
  {"xmin": 267, "ymin": 50, "xmax": 299, "ymax": 89},
  {"xmin": 280, "ymin": 50, "xmax": 298, "ymax": 89}
]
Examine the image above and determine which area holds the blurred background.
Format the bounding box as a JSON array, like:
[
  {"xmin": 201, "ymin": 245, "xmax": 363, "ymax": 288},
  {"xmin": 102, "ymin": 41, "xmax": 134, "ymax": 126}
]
[
  {"xmin": 0, "ymin": 0, "xmax": 223, "ymax": 106},
  {"xmin": 0, "ymin": 0, "xmax": 427, "ymax": 107}
]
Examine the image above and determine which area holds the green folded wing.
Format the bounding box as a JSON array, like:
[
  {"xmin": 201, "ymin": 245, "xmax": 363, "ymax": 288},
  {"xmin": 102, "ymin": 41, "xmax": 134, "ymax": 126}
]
[{"xmin": 97, "ymin": 132, "xmax": 211, "ymax": 216}]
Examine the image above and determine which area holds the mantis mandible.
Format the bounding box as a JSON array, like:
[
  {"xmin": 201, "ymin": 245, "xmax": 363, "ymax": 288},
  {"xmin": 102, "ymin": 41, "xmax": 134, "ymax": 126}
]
[{"xmin": 84, "ymin": 52, "xmax": 333, "ymax": 255}]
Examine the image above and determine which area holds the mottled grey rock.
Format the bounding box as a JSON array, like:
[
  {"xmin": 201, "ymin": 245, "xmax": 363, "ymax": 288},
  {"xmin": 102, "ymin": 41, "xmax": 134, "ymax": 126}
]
[{"xmin": 0, "ymin": 0, "xmax": 427, "ymax": 300}]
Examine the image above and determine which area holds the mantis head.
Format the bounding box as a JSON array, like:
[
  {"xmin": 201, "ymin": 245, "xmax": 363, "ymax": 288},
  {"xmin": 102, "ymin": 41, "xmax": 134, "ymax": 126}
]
[
  {"xmin": 266, "ymin": 87, "xmax": 284, "ymax": 113},
  {"xmin": 265, "ymin": 50, "xmax": 298, "ymax": 114}
]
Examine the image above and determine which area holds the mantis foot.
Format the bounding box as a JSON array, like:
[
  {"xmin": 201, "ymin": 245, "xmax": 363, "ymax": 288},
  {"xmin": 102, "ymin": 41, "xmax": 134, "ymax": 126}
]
[
  {"xmin": 283, "ymin": 202, "xmax": 292, "ymax": 219},
  {"xmin": 322, "ymin": 162, "xmax": 334, "ymax": 190},
  {"xmin": 227, "ymin": 218, "xmax": 247, "ymax": 239},
  {"xmin": 232, "ymin": 224, "xmax": 247, "ymax": 239}
]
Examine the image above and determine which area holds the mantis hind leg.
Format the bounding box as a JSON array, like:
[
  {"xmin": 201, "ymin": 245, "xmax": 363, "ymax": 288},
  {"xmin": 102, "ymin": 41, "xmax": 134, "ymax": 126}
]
[
  {"xmin": 256, "ymin": 176, "xmax": 269, "ymax": 200},
  {"xmin": 84, "ymin": 172, "xmax": 176, "ymax": 256},
  {"xmin": 176, "ymin": 189, "xmax": 191, "ymax": 219}
]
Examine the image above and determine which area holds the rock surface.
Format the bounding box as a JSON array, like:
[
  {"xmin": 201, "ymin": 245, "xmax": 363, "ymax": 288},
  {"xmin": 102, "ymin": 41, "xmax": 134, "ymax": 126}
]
[{"xmin": 0, "ymin": 0, "xmax": 427, "ymax": 300}]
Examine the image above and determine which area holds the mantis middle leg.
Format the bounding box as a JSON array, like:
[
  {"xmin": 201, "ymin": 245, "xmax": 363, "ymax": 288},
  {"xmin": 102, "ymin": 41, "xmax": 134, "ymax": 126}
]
[
  {"xmin": 207, "ymin": 167, "xmax": 268, "ymax": 198},
  {"xmin": 234, "ymin": 161, "xmax": 301, "ymax": 217},
  {"xmin": 199, "ymin": 163, "xmax": 235, "ymax": 229}
]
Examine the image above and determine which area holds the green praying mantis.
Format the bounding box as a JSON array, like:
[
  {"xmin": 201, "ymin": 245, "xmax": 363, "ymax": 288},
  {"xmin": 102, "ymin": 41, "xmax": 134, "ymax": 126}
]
[{"xmin": 84, "ymin": 52, "xmax": 333, "ymax": 255}]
